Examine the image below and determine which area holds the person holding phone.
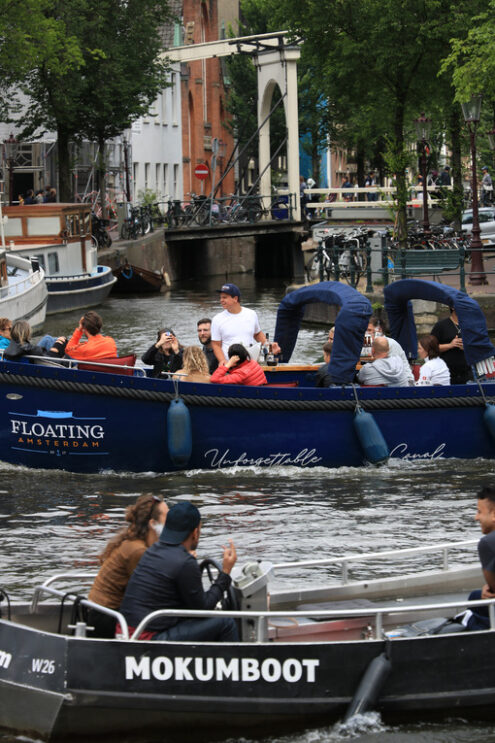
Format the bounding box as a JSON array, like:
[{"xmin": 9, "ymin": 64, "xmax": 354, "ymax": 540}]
[{"xmin": 141, "ymin": 327, "xmax": 183, "ymax": 377}]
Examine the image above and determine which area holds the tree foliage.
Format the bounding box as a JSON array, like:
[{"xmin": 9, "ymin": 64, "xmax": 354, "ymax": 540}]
[
  {"xmin": 12, "ymin": 0, "xmax": 172, "ymax": 200},
  {"xmin": 0, "ymin": 0, "xmax": 83, "ymax": 118}
]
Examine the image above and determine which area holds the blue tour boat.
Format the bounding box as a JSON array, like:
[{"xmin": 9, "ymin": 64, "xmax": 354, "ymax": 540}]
[{"xmin": 0, "ymin": 279, "xmax": 493, "ymax": 473}]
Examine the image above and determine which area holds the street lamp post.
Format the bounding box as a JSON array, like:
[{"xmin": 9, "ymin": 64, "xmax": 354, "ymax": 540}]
[
  {"xmin": 414, "ymin": 113, "xmax": 431, "ymax": 233},
  {"xmin": 3, "ymin": 134, "xmax": 18, "ymax": 206},
  {"xmin": 462, "ymin": 95, "xmax": 487, "ymax": 285}
]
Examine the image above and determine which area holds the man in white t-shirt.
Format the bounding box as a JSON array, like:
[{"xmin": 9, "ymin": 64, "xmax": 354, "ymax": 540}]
[{"xmin": 210, "ymin": 283, "xmax": 280, "ymax": 365}]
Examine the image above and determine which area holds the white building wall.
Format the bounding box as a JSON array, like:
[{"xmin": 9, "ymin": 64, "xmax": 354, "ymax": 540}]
[{"xmin": 128, "ymin": 65, "xmax": 183, "ymax": 205}]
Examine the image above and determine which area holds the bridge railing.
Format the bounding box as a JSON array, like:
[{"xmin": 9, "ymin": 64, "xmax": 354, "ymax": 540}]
[
  {"xmin": 164, "ymin": 193, "xmax": 297, "ymax": 228},
  {"xmin": 303, "ymin": 186, "xmax": 454, "ymax": 214}
]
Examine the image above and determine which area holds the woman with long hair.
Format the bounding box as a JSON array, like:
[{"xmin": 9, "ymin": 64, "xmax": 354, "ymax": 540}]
[
  {"xmin": 210, "ymin": 343, "xmax": 267, "ymax": 386},
  {"xmin": 173, "ymin": 345, "xmax": 211, "ymax": 383},
  {"xmin": 87, "ymin": 494, "xmax": 168, "ymax": 637},
  {"xmin": 4, "ymin": 320, "xmax": 66, "ymax": 362},
  {"xmin": 416, "ymin": 334, "xmax": 450, "ymax": 386}
]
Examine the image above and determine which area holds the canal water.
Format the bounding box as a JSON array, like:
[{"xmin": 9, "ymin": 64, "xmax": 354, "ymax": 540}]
[{"xmin": 1, "ymin": 276, "xmax": 495, "ymax": 743}]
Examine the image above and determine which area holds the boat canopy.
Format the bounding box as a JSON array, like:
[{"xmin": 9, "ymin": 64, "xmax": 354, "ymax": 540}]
[
  {"xmin": 274, "ymin": 281, "xmax": 372, "ymax": 384},
  {"xmin": 384, "ymin": 279, "xmax": 495, "ymax": 367}
]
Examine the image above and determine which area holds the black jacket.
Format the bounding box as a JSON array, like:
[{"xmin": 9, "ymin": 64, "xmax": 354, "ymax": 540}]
[
  {"xmin": 120, "ymin": 542, "xmax": 231, "ymax": 632},
  {"xmin": 4, "ymin": 340, "xmax": 50, "ymax": 362},
  {"xmin": 141, "ymin": 344, "xmax": 183, "ymax": 377},
  {"xmin": 203, "ymin": 343, "xmax": 219, "ymax": 373}
]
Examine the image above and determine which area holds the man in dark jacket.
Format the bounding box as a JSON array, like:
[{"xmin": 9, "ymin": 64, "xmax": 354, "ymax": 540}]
[
  {"xmin": 197, "ymin": 317, "xmax": 218, "ymax": 373},
  {"xmin": 120, "ymin": 502, "xmax": 238, "ymax": 642}
]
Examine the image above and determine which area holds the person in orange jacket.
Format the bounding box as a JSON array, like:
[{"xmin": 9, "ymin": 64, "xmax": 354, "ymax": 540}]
[{"xmin": 65, "ymin": 311, "xmax": 117, "ymax": 360}]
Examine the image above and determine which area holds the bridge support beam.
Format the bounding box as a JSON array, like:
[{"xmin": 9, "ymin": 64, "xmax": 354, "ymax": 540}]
[{"xmin": 257, "ymin": 46, "xmax": 301, "ymax": 221}]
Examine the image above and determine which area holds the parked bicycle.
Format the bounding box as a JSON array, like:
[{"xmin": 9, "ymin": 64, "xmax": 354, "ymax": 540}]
[
  {"xmin": 305, "ymin": 227, "xmax": 372, "ymax": 287},
  {"xmin": 120, "ymin": 205, "xmax": 152, "ymax": 240},
  {"xmin": 91, "ymin": 212, "xmax": 112, "ymax": 249}
]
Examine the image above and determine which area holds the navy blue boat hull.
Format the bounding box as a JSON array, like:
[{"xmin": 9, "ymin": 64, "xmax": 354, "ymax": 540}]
[
  {"xmin": 45, "ymin": 266, "xmax": 116, "ymax": 314},
  {"xmin": 0, "ymin": 362, "xmax": 493, "ymax": 473}
]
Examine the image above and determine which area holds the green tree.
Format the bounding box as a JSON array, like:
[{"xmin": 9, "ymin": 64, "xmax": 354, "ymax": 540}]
[
  {"xmin": 20, "ymin": 0, "xmax": 172, "ymax": 202},
  {"xmin": 0, "ymin": 0, "xmax": 83, "ymax": 119}
]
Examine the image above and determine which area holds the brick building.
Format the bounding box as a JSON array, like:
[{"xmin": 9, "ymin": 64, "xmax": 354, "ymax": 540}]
[{"xmin": 180, "ymin": 0, "xmax": 236, "ymax": 199}]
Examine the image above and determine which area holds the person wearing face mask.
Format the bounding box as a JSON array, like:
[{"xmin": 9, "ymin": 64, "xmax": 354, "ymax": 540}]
[{"xmin": 87, "ymin": 494, "xmax": 168, "ymax": 637}]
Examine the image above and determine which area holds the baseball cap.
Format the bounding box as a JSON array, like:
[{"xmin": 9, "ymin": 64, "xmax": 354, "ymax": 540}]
[
  {"xmin": 216, "ymin": 283, "xmax": 240, "ymax": 298},
  {"xmin": 482, "ymin": 165, "xmax": 489, "ymax": 171},
  {"xmin": 160, "ymin": 501, "xmax": 201, "ymax": 544}
]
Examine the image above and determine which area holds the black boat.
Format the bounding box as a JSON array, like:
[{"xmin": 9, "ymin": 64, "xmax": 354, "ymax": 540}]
[
  {"xmin": 0, "ymin": 539, "xmax": 493, "ymax": 740},
  {"xmin": 112, "ymin": 262, "xmax": 166, "ymax": 293}
]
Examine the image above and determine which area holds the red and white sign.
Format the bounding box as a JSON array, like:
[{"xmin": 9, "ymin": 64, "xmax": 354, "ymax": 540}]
[{"xmin": 194, "ymin": 163, "xmax": 209, "ymax": 180}]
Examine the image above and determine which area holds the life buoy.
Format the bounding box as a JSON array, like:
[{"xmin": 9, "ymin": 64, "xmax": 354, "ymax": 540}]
[
  {"xmin": 353, "ymin": 406, "xmax": 389, "ymax": 465},
  {"xmin": 484, "ymin": 403, "xmax": 495, "ymax": 445},
  {"xmin": 167, "ymin": 397, "xmax": 192, "ymax": 466}
]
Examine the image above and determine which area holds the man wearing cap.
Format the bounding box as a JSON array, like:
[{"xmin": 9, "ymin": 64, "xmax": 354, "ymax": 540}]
[
  {"xmin": 481, "ymin": 166, "xmax": 493, "ymax": 206},
  {"xmin": 120, "ymin": 501, "xmax": 239, "ymax": 642},
  {"xmin": 211, "ymin": 283, "xmax": 280, "ymax": 365}
]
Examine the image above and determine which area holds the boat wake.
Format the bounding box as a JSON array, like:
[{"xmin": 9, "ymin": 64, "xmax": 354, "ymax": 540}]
[
  {"xmin": 224, "ymin": 712, "xmax": 388, "ymax": 743},
  {"xmin": 331, "ymin": 711, "xmax": 389, "ymax": 738}
]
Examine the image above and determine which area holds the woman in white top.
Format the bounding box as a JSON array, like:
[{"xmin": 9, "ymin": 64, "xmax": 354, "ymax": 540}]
[{"xmin": 416, "ymin": 334, "xmax": 451, "ymax": 386}]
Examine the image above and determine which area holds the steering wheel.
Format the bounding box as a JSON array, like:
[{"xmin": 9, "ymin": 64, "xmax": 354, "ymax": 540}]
[{"xmin": 200, "ymin": 558, "xmax": 239, "ymax": 611}]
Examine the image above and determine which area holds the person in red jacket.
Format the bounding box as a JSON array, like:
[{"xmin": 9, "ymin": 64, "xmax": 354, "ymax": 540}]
[
  {"xmin": 66, "ymin": 310, "xmax": 117, "ymax": 360},
  {"xmin": 210, "ymin": 343, "xmax": 267, "ymax": 386}
]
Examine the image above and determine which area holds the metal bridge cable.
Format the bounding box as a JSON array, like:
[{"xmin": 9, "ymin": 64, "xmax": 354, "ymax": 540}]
[
  {"xmin": 213, "ymin": 94, "xmax": 286, "ymax": 197},
  {"xmin": 247, "ymin": 133, "xmax": 288, "ymax": 196}
]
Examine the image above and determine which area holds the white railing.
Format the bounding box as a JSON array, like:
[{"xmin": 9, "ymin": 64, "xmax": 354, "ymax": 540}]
[
  {"xmin": 273, "ymin": 539, "xmax": 478, "ymax": 584},
  {"xmin": 302, "ymin": 185, "xmax": 454, "ymax": 210}
]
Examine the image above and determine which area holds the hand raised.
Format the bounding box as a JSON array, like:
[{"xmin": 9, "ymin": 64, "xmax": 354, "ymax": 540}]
[{"xmin": 221, "ymin": 539, "xmax": 237, "ymax": 574}]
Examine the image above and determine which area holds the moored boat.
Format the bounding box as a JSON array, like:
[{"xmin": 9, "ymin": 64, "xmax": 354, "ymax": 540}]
[
  {"xmin": 0, "ymin": 539, "xmax": 493, "ymax": 740},
  {"xmin": 0, "ymin": 279, "xmax": 493, "ymax": 473},
  {"xmin": 112, "ymin": 262, "xmax": 166, "ymax": 293},
  {"xmin": 2, "ymin": 203, "xmax": 116, "ymax": 314},
  {"xmin": 0, "ymin": 251, "xmax": 47, "ymax": 331}
]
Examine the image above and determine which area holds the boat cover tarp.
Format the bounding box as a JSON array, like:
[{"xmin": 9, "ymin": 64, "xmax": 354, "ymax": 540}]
[
  {"xmin": 274, "ymin": 282, "xmax": 372, "ymax": 384},
  {"xmin": 384, "ymin": 279, "xmax": 495, "ymax": 366}
]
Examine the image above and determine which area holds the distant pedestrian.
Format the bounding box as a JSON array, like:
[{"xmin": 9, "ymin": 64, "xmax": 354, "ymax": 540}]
[
  {"xmin": 23, "ymin": 189, "xmax": 35, "ymax": 205},
  {"xmin": 437, "ymin": 166, "xmax": 451, "ymax": 187},
  {"xmin": 365, "ymin": 171, "xmax": 378, "ymax": 201},
  {"xmin": 481, "ymin": 166, "xmax": 493, "ymax": 206}
]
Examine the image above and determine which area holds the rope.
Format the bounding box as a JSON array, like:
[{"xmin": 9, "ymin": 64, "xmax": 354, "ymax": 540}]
[{"xmin": 1, "ymin": 371, "xmax": 493, "ymax": 412}]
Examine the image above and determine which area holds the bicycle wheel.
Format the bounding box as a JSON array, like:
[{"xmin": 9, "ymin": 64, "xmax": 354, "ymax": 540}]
[
  {"xmin": 305, "ymin": 255, "xmax": 320, "ymax": 283},
  {"xmin": 120, "ymin": 222, "xmax": 131, "ymax": 240},
  {"xmin": 99, "ymin": 230, "xmax": 112, "ymax": 248}
]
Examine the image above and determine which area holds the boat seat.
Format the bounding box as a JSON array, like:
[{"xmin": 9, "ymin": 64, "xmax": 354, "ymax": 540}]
[{"xmin": 78, "ymin": 354, "xmax": 137, "ymax": 376}]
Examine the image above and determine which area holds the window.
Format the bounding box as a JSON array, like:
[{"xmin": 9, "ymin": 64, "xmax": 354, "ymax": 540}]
[
  {"xmin": 27, "ymin": 217, "xmax": 61, "ymax": 236},
  {"xmin": 156, "ymin": 164, "xmax": 161, "ymax": 196},
  {"xmin": 33, "ymin": 254, "xmax": 45, "ymax": 270},
  {"xmin": 133, "ymin": 163, "xmax": 139, "ymax": 201},
  {"xmin": 3, "ymin": 218, "xmax": 23, "ymax": 237},
  {"xmin": 173, "ymin": 164, "xmax": 179, "ymax": 199},
  {"xmin": 144, "ymin": 163, "xmax": 150, "ymax": 190},
  {"xmin": 171, "ymin": 72, "xmax": 178, "ymax": 125},
  {"xmin": 47, "ymin": 252, "xmax": 59, "ymax": 274},
  {"xmin": 163, "ymin": 164, "xmax": 169, "ymax": 198}
]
